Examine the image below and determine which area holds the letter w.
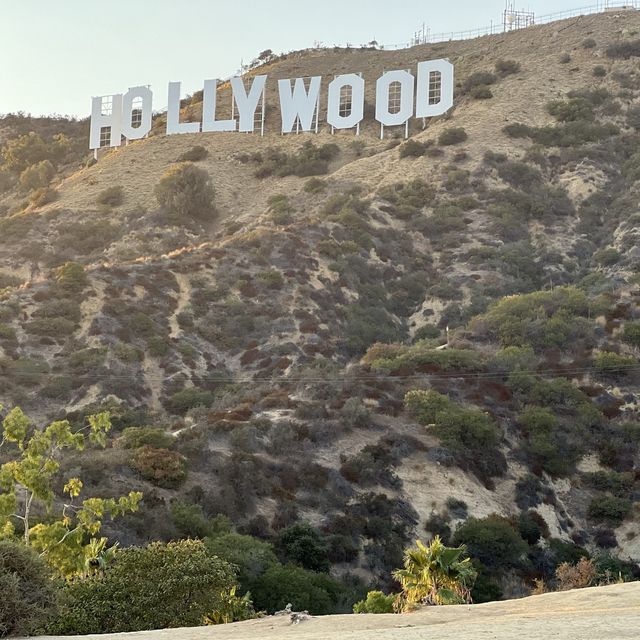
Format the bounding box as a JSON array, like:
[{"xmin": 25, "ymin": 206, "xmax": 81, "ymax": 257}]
[{"xmin": 278, "ymin": 77, "xmax": 321, "ymax": 133}]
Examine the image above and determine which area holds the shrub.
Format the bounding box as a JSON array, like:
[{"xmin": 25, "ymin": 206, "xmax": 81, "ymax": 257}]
[
  {"xmin": 470, "ymin": 85, "xmax": 493, "ymax": 99},
  {"xmin": 414, "ymin": 324, "xmax": 441, "ymax": 341},
  {"xmin": 155, "ymin": 162, "xmax": 216, "ymax": 221},
  {"xmin": 249, "ymin": 564, "xmax": 344, "ymax": 615},
  {"xmin": 593, "ymin": 65, "xmax": 607, "ymax": 78},
  {"xmin": 353, "ymin": 591, "xmax": 396, "ymax": 614},
  {"xmin": 19, "ymin": 159, "xmax": 55, "ymax": 192},
  {"xmin": 547, "ymin": 98, "xmax": 594, "ymax": 122},
  {"xmin": 304, "ymin": 177, "xmax": 326, "ymax": 193},
  {"xmin": 453, "ymin": 516, "xmax": 529, "ymax": 571},
  {"xmin": 30, "ymin": 187, "xmax": 58, "ymax": 207},
  {"xmin": 170, "ymin": 502, "xmax": 231, "ymax": 539},
  {"xmin": 626, "ymin": 105, "xmax": 640, "ymax": 130},
  {"xmin": 593, "ymin": 247, "xmax": 620, "ymax": 266},
  {"xmin": 495, "ymin": 59, "xmax": 521, "ymax": 76},
  {"xmin": 130, "ymin": 446, "xmax": 187, "ymax": 487},
  {"xmin": 594, "ymin": 351, "xmax": 636, "ymax": 376},
  {"xmin": 55, "ymin": 261, "xmax": 88, "ymax": 293},
  {"xmin": 2, "ymin": 132, "xmax": 50, "ymax": 171},
  {"xmin": 97, "ymin": 185, "xmax": 124, "ymax": 206},
  {"xmin": 165, "ymin": 387, "xmax": 216, "ymax": 414},
  {"xmin": 587, "ymin": 495, "xmax": 632, "ymax": 525},
  {"xmin": 49, "ymin": 540, "xmax": 235, "ymax": 634},
  {"xmin": 622, "ymin": 321, "xmax": 640, "ymax": 348},
  {"xmin": 205, "ymin": 533, "xmax": 278, "ymax": 595},
  {"xmin": 439, "ymin": 127, "xmax": 468, "ymax": 146},
  {"xmin": 399, "ymin": 139, "xmax": 428, "ymax": 158},
  {"xmin": 116, "ymin": 426, "xmax": 173, "ymax": 449},
  {"xmin": 0, "ymin": 541, "xmax": 58, "ymax": 637},
  {"xmin": 582, "ymin": 38, "xmax": 597, "ymax": 49},
  {"xmin": 446, "ymin": 498, "xmax": 469, "ymax": 520},
  {"xmin": 606, "ymin": 40, "xmax": 640, "ymax": 59},
  {"xmin": 176, "ymin": 145, "xmax": 208, "ymax": 162},
  {"xmin": 559, "ymin": 52, "xmax": 571, "ymax": 64},
  {"xmin": 463, "ymin": 71, "xmax": 497, "ymax": 92},
  {"xmin": 556, "ymin": 557, "xmax": 596, "ymax": 590}
]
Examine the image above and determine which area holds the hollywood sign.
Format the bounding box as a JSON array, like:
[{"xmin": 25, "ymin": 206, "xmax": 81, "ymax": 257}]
[{"xmin": 89, "ymin": 59, "xmax": 454, "ymax": 150}]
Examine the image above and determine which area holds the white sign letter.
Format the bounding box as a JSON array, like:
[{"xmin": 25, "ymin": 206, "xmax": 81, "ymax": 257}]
[
  {"xmin": 278, "ymin": 76, "xmax": 321, "ymax": 133},
  {"xmin": 121, "ymin": 86, "xmax": 153, "ymax": 141},
  {"xmin": 89, "ymin": 94, "xmax": 123, "ymax": 150},
  {"xmin": 327, "ymin": 74, "xmax": 365, "ymax": 130},
  {"xmin": 375, "ymin": 70, "xmax": 415, "ymax": 127},
  {"xmin": 416, "ymin": 59, "xmax": 454, "ymax": 118},
  {"xmin": 166, "ymin": 82, "xmax": 200, "ymax": 135},
  {"xmin": 231, "ymin": 75, "xmax": 267, "ymax": 133},
  {"xmin": 202, "ymin": 79, "xmax": 236, "ymax": 133}
]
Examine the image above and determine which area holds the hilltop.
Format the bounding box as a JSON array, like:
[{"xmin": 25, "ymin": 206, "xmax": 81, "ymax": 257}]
[{"xmin": 1, "ymin": 8, "xmax": 640, "ymax": 610}]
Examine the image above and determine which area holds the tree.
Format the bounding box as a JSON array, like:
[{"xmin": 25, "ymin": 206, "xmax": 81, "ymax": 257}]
[
  {"xmin": 0, "ymin": 406, "xmax": 142, "ymax": 576},
  {"xmin": 275, "ymin": 522, "xmax": 330, "ymax": 573},
  {"xmin": 154, "ymin": 162, "xmax": 216, "ymax": 221},
  {"xmin": 393, "ymin": 537, "xmax": 477, "ymax": 610}
]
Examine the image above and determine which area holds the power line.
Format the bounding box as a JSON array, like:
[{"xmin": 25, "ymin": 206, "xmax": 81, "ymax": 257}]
[{"xmin": 3, "ymin": 363, "xmax": 640, "ymax": 384}]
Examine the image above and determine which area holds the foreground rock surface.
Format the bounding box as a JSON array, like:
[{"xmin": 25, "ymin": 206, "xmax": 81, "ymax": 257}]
[{"xmin": 34, "ymin": 582, "xmax": 640, "ymax": 640}]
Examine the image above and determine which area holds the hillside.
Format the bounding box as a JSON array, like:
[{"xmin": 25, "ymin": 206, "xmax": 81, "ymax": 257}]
[
  {"xmin": 1, "ymin": 8, "xmax": 640, "ymax": 611},
  {"xmin": 35, "ymin": 582, "xmax": 640, "ymax": 640}
]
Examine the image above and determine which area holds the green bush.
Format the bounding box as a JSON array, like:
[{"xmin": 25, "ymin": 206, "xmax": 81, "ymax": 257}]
[
  {"xmin": 547, "ymin": 98, "xmax": 594, "ymax": 122},
  {"xmin": 353, "ymin": 590, "xmax": 396, "ymax": 613},
  {"xmin": 594, "ymin": 351, "xmax": 636, "ymax": 376},
  {"xmin": 582, "ymin": 38, "xmax": 597, "ymax": 49},
  {"xmin": 463, "ymin": 71, "xmax": 497, "ymax": 92},
  {"xmin": 170, "ymin": 502, "xmax": 231, "ymax": 539},
  {"xmin": 165, "ymin": 387, "xmax": 216, "ymax": 414},
  {"xmin": 587, "ymin": 495, "xmax": 632, "ymax": 525},
  {"xmin": 116, "ymin": 426, "xmax": 173, "ymax": 449},
  {"xmin": 249, "ymin": 563, "xmax": 344, "ymax": 615},
  {"xmin": 452, "ymin": 516, "xmax": 529, "ymax": 571},
  {"xmin": 55, "ymin": 261, "xmax": 88, "ymax": 293},
  {"xmin": 405, "ymin": 390, "xmax": 500, "ymax": 455},
  {"xmin": 0, "ymin": 541, "xmax": 58, "ymax": 637},
  {"xmin": 503, "ymin": 121, "xmax": 618, "ymax": 146},
  {"xmin": 155, "ymin": 162, "xmax": 216, "ymax": 221},
  {"xmin": 205, "ymin": 533, "xmax": 278, "ymax": 597},
  {"xmin": 252, "ymin": 142, "xmax": 339, "ymax": 179},
  {"xmin": 593, "ymin": 247, "xmax": 620, "ymax": 266},
  {"xmin": 622, "ymin": 321, "xmax": 640, "ymax": 348},
  {"xmin": 439, "ymin": 127, "xmax": 468, "ymax": 146},
  {"xmin": 97, "ymin": 185, "xmax": 124, "ymax": 207},
  {"xmin": 49, "ymin": 540, "xmax": 235, "ymax": 634},
  {"xmin": 365, "ymin": 343, "xmax": 483, "ymax": 374},
  {"xmin": 130, "ymin": 446, "xmax": 187, "ymax": 488},
  {"xmin": 583, "ymin": 471, "xmax": 634, "ymax": 497}
]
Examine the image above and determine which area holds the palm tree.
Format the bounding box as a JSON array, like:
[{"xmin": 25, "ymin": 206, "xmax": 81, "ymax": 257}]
[{"xmin": 393, "ymin": 536, "xmax": 477, "ymax": 610}]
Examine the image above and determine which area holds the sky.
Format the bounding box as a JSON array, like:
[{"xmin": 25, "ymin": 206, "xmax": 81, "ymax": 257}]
[{"xmin": 0, "ymin": 0, "xmax": 602, "ymax": 117}]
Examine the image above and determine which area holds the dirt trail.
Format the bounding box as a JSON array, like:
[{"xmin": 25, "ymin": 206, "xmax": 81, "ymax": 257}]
[
  {"xmin": 34, "ymin": 582, "xmax": 640, "ymax": 640},
  {"xmin": 169, "ymin": 271, "xmax": 191, "ymax": 339}
]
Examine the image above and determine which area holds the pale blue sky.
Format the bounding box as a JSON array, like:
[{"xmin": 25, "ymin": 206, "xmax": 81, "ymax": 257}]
[{"xmin": 0, "ymin": 0, "xmax": 594, "ymax": 117}]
